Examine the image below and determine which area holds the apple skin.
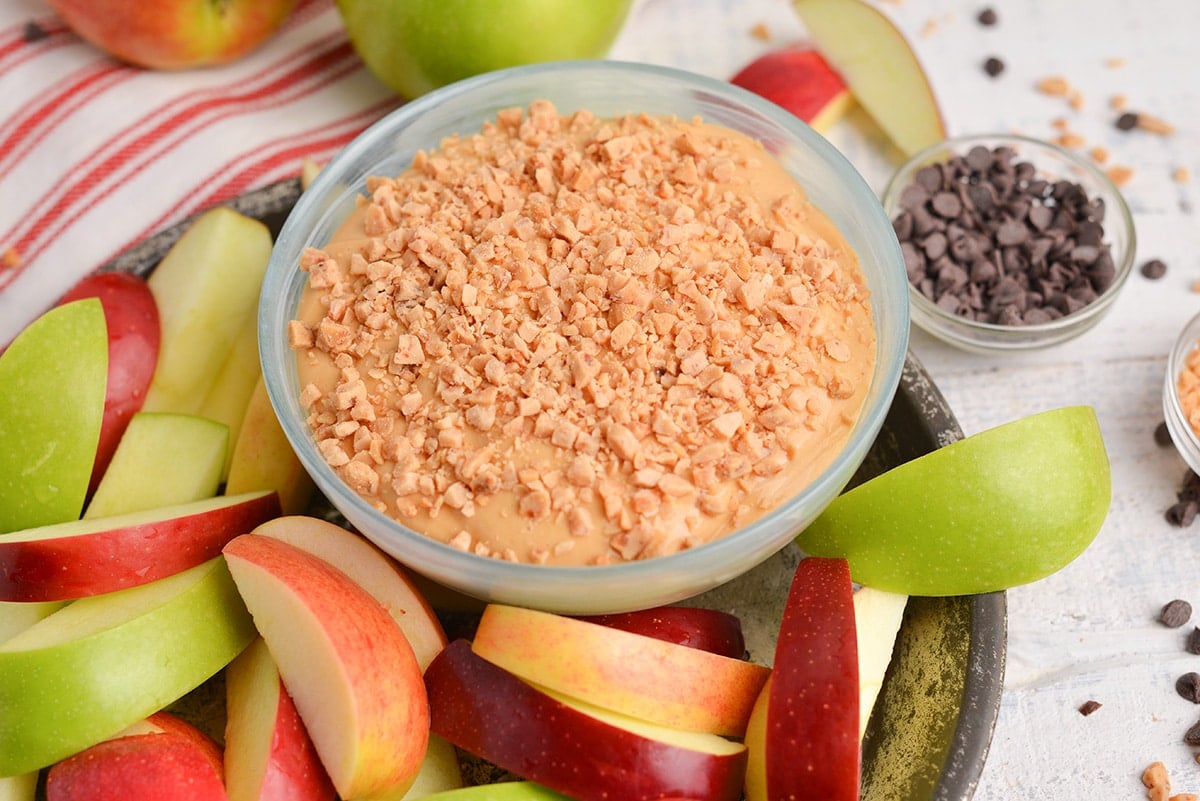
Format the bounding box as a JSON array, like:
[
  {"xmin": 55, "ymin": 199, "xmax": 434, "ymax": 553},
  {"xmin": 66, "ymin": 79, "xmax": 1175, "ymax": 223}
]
[
  {"xmin": 0, "ymin": 298, "xmax": 107, "ymax": 534},
  {"xmin": 419, "ymin": 782, "xmax": 572, "ymax": 801},
  {"xmin": 0, "ymin": 490, "xmax": 280, "ymax": 602},
  {"xmin": 576, "ymin": 606, "xmax": 746, "ymax": 659},
  {"xmin": 336, "ymin": 0, "xmax": 633, "ymax": 99},
  {"xmin": 45, "ymin": 0, "xmax": 297, "ymax": 70},
  {"xmin": 0, "ymin": 557, "xmax": 256, "ymax": 777},
  {"xmin": 45, "ymin": 711, "xmax": 227, "ymax": 801},
  {"xmin": 744, "ymin": 557, "xmax": 858, "ymax": 801},
  {"xmin": 796, "ymin": 406, "xmax": 1111, "ymax": 595},
  {"xmin": 58, "ymin": 272, "xmax": 161, "ymax": 496},
  {"xmin": 473, "ymin": 603, "xmax": 769, "ymax": 737},
  {"xmin": 730, "ymin": 45, "xmax": 853, "ymax": 133},
  {"xmin": 222, "ymin": 533, "xmax": 429, "ymax": 801},
  {"xmin": 790, "ymin": 0, "xmax": 947, "ymax": 157},
  {"xmin": 225, "ymin": 637, "xmax": 336, "ymax": 801},
  {"xmin": 427, "ymin": 639, "xmax": 748, "ymax": 801}
]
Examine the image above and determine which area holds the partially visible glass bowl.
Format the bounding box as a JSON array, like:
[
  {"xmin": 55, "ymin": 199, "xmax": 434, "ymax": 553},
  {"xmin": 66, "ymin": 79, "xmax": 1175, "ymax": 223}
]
[
  {"xmin": 1164, "ymin": 310, "xmax": 1200, "ymax": 476},
  {"xmin": 882, "ymin": 133, "xmax": 1135, "ymax": 353},
  {"xmin": 258, "ymin": 60, "xmax": 910, "ymax": 614}
]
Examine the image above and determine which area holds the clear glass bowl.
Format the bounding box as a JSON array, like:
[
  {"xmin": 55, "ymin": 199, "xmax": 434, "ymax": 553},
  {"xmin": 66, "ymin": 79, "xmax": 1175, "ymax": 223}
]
[
  {"xmin": 258, "ymin": 60, "xmax": 910, "ymax": 614},
  {"xmin": 1164, "ymin": 310, "xmax": 1200, "ymax": 476},
  {"xmin": 882, "ymin": 133, "xmax": 1135, "ymax": 352}
]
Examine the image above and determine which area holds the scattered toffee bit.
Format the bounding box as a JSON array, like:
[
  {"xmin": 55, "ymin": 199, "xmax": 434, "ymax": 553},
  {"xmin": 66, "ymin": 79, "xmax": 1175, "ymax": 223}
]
[
  {"xmin": 1141, "ymin": 258, "xmax": 1168, "ymax": 279},
  {"xmin": 892, "ymin": 144, "xmax": 1119, "ymax": 326},
  {"xmin": 983, "ymin": 57, "xmax": 1005, "ymax": 77},
  {"xmin": 0, "ymin": 247, "xmax": 20, "ymax": 271},
  {"xmin": 1161, "ymin": 599, "xmax": 1193, "ymax": 628},
  {"xmin": 1137, "ymin": 113, "xmax": 1177, "ymax": 136},
  {"xmin": 22, "ymin": 20, "xmax": 48, "ymax": 43},
  {"xmin": 1187, "ymin": 627, "xmax": 1200, "ymax": 656},
  {"xmin": 1037, "ymin": 76, "xmax": 1072, "ymax": 97},
  {"xmin": 977, "ymin": 7, "xmax": 998, "ymax": 25},
  {"xmin": 1143, "ymin": 762, "xmax": 1170, "ymax": 799},
  {"xmin": 1116, "ymin": 112, "xmax": 1140, "ymax": 131},
  {"xmin": 1177, "ymin": 672, "xmax": 1200, "ymax": 703},
  {"xmin": 1156, "ymin": 421, "xmax": 1174, "ymax": 447},
  {"xmin": 1078, "ymin": 699, "xmax": 1103, "ymax": 716},
  {"xmin": 1187, "ymin": 719, "xmax": 1200, "ymax": 747}
]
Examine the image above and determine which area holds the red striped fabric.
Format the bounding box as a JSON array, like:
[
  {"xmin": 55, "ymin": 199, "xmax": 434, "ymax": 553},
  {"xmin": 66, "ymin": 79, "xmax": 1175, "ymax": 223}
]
[{"xmin": 0, "ymin": 0, "xmax": 402, "ymax": 345}]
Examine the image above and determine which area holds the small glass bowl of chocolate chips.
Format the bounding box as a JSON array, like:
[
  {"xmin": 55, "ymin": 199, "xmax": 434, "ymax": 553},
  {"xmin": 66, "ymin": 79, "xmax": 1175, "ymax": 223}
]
[{"xmin": 882, "ymin": 133, "xmax": 1135, "ymax": 351}]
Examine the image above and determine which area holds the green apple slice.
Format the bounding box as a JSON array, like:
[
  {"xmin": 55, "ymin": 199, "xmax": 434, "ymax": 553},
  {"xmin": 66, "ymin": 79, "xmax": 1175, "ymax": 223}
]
[
  {"xmin": 796, "ymin": 406, "xmax": 1110, "ymax": 595},
  {"xmin": 225, "ymin": 379, "xmax": 314, "ymax": 516},
  {"xmin": 420, "ymin": 782, "xmax": 572, "ymax": 801},
  {"xmin": 84, "ymin": 412, "xmax": 229, "ymax": 519},
  {"xmin": 0, "ymin": 557, "xmax": 256, "ymax": 776},
  {"xmin": 0, "ymin": 298, "xmax": 107, "ymax": 533},
  {"xmin": 197, "ymin": 310, "xmax": 261, "ymax": 480},
  {"xmin": 791, "ymin": 0, "xmax": 947, "ymax": 157},
  {"xmin": 142, "ymin": 207, "xmax": 273, "ymax": 416}
]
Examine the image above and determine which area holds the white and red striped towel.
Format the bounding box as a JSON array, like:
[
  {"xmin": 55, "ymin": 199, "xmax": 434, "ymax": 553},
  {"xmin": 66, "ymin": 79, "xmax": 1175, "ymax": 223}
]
[{"xmin": 0, "ymin": 0, "xmax": 405, "ymax": 345}]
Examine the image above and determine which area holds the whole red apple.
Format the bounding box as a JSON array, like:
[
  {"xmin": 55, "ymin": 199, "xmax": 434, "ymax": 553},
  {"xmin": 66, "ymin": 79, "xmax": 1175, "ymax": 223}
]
[{"xmin": 45, "ymin": 0, "xmax": 297, "ymax": 70}]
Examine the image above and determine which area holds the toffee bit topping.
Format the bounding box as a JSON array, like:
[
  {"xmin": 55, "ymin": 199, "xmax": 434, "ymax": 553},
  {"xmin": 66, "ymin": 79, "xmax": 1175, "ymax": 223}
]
[{"xmin": 290, "ymin": 101, "xmax": 874, "ymax": 565}]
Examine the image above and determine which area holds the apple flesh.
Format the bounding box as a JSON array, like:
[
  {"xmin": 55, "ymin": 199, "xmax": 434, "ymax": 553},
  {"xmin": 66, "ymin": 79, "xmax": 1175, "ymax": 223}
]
[
  {"xmin": 223, "ymin": 533, "xmax": 429, "ymax": 801},
  {"xmin": 142, "ymin": 207, "xmax": 273, "ymax": 416},
  {"xmin": 225, "ymin": 380, "xmax": 314, "ymax": 516},
  {"xmin": 45, "ymin": 0, "xmax": 297, "ymax": 69},
  {"xmin": 0, "ymin": 298, "xmax": 107, "ymax": 533},
  {"xmin": 84, "ymin": 412, "xmax": 228, "ymax": 519},
  {"xmin": 853, "ymin": 587, "xmax": 907, "ymax": 738},
  {"xmin": 426, "ymin": 639, "xmax": 748, "ymax": 801},
  {"xmin": 473, "ymin": 603, "xmax": 769, "ymax": 737},
  {"xmin": 0, "ymin": 489, "xmax": 280, "ymax": 602},
  {"xmin": 225, "ymin": 636, "xmax": 336, "ymax": 801},
  {"xmin": 0, "ymin": 557, "xmax": 256, "ymax": 777},
  {"xmin": 796, "ymin": 406, "xmax": 1111, "ymax": 595},
  {"xmin": 729, "ymin": 44, "xmax": 853, "ymax": 134},
  {"xmin": 576, "ymin": 605, "xmax": 746, "ymax": 659},
  {"xmin": 336, "ymin": 0, "xmax": 633, "ymax": 99},
  {"xmin": 744, "ymin": 557, "xmax": 858, "ymax": 801},
  {"xmin": 58, "ymin": 272, "xmax": 161, "ymax": 496},
  {"xmin": 197, "ymin": 310, "xmax": 261, "ymax": 481},
  {"xmin": 791, "ymin": 0, "xmax": 947, "ymax": 157},
  {"xmin": 419, "ymin": 782, "xmax": 572, "ymax": 801},
  {"xmin": 45, "ymin": 711, "xmax": 226, "ymax": 801}
]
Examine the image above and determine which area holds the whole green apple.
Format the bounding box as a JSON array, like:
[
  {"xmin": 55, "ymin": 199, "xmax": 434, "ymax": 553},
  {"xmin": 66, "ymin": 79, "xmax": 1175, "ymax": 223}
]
[
  {"xmin": 796, "ymin": 406, "xmax": 1111, "ymax": 595},
  {"xmin": 336, "ymin": 0, "xmax": 634, "ymax": 99}
]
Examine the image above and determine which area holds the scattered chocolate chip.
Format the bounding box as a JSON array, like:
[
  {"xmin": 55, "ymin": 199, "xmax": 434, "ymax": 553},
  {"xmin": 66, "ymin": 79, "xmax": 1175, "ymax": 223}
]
[
  {"xmin": 1162, "ymin": 599, "xmax": 1193, "ymax": 628},
  {"xmin": 1116, "ymin": 112, "xmax": 1140, "ymax": 131},
  {"xmin": 891, "ymin": 144, "xmax": 1119, "ymax": 326},
  {"xmin": 1156, "ymin": 421, "xmax": 1174, "ymax": 447},
  {"xmin": 1166, "ymin": 499, "xmax": 1198, "ymax": 527},
  {"xmin": 1140, "ymin": 258, "xmax": 1168, "ymax": 279},
  {"xmin": 1078, "ymin": 699, "xmax": 1103, "ymax": 716},
  {"xmin": 22, "ymin": 20, "xmax": 48, "ymax": 43},
  {"xmin": 977, "ymin": 7, "xmax": 999, "ymax": 25},
  {"xmin": 1185, "ymin": 719, "xmax": 1200, "ymax": 747},
  {"xmin": 1188, "ymin": 627, "xmax": 1200, "ymax": 656},
  {"xmin": 983, "ymin": 57, "xmax": 1005, "ymax": 77},
  {"xmin": 1178, "ymin": 672, "xmax": 1200, "ymax": 703}
]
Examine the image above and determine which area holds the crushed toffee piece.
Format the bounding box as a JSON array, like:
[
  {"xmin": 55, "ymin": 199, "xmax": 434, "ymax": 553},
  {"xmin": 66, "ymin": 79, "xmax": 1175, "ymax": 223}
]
[{"xmin": 290, "ymin": 101, "xmax": 876, "ymax": 566}]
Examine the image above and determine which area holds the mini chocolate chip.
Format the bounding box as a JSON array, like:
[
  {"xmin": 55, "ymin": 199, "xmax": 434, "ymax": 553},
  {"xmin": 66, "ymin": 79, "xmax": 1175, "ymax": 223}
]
[
  {"xmin": 1186, "ymin": 719, "xmax": 1200, "ymax": 746},
  {"xmin": 1140, "ymin": 258, "xmax": 1168, "ymax": 279},
  {"xmin": 1177, "ymin": 672, "xmax": 1200, "ymax": 703},
  {"xmin": 1187, "ymin": 627, "xmax": 1200, "ymax": 656},
  {"xmin": 22, "ymin": 20, "xmax": 48, "ymax": 42},
  {"xmin": 1116, "ymin": 112, "xmax": 1140, "ymax": 131},
  {"xmin": 1078, "ymin": 699, "xmax": 1102, "ymax": 716},
  {"xmin": 1156, "ymin": 421, "xmax": 1174, "ymax": 447},
  {"xmin": 977, "ymin": 7, "xmax": 998, "ymax": 25},
  {"xmin": 1162, "ymin": 599, "xmax": 1193, "ymax": 628},
  {"xmin": 1166, "ymin": 500, "xmax": 1198, "ymax": 527},
  {"xmin": 983, "ymin": 57, "xmax": 1005, "ymax": 77}
]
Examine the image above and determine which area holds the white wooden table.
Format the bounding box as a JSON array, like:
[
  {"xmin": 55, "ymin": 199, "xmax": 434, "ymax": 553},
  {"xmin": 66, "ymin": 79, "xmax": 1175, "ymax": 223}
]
[{"xmin": 619, "ymin": 1, "xmax": 1200, "ymax": 798}]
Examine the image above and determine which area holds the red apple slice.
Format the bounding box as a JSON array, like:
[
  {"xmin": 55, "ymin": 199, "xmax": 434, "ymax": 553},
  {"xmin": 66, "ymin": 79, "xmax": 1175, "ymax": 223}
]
[
  {"xmin": 730, "ymin": 44, "xmax": 853, "ymax": 133},
  {"xmin": 222, "ymin": 533, "xmax": 429, "ymax": 801},
  {"xmin": 576, "ymin": 605, "xmax": 746, "ymax": 659},
  {"xmin": 791, "ymin": 0, "xmax": 947, "ymax": 157},
  {"xmin": 0, "ymin": 490, "xmax": 280, "ymax": 602},
  {"xmin": 58, "ymin": 272, "xmax": 161, "ymax": 496},
  {"xmin": 225, "ymin": 636, "xmax": 336, "ymax": 801},
  {"xmin": 426, "ymin": 639, "xmax": 747, "ymax": 801},
  {"xmin": 472, "ymin": 603, "xmax": 769, "ymax": 737},
  {"xmin": 45, "ymin": 711, "xmax": 226, "ymax": 801},
  {"xmin": 744, "ymin": 556, "xmax": 858, "ymax": 801}
]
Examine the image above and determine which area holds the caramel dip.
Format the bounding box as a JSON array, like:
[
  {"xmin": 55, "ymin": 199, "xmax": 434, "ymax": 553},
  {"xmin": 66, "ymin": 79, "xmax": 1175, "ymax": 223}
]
[{"xmin": 289, "ymin": 100, "xmax": 876, "ymax": 566}]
